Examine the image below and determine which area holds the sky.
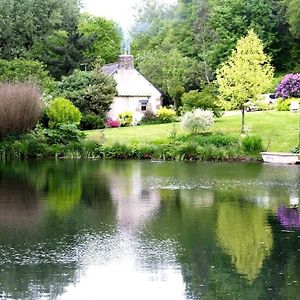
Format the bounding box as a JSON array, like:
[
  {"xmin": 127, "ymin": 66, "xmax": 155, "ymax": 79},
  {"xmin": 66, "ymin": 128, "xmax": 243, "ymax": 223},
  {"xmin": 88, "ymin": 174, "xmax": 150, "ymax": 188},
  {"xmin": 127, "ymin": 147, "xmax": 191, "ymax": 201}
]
[{"xmin": 82, "ymin": 0, "xmax": 177, "ymax": 30}]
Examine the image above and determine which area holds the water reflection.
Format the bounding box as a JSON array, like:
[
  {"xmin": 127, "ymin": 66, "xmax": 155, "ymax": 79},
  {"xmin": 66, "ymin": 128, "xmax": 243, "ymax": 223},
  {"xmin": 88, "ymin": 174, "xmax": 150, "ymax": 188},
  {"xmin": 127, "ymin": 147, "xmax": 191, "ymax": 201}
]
[
  {"xmin": 107, "ymin": 163, "xmax": 161, "ymax": 231},
  {"xmin": 0, "ymin": 161, "xmax": 300, "ymax": 299},
  {"xmin": 216, "ymin": 200, "xmax": 273, "ymax": 282}
]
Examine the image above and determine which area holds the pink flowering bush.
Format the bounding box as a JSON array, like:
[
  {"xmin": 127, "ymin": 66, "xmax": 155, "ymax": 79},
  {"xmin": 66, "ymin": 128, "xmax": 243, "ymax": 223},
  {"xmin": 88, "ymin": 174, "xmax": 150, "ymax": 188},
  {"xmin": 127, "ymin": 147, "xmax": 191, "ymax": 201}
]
[
  {"xmin": 105, "ymin": 118, "xmax": 120, "ymax": 128},
  {"xmin": 275, "ymin": 74, "xmax": 300, "ymax": 99}
]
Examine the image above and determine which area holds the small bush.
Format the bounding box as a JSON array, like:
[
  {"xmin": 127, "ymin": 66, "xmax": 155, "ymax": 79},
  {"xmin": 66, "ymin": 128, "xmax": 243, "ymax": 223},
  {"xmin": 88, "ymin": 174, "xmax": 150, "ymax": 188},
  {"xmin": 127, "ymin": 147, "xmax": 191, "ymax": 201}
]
[
  {"xmin": 80, "ymin": 114, "xmax": 105, "ymax": 130},
  {"xmin": 276, "ymin": 97, "xmax": 300, "ymax": 111},
  {"xmin": 0, "ymin": 82, "xmax": 43, "ymax": 137},
  {"xmin": 106, "ymin": 118, "xmax": 120, "ymax": 128},
  {"xmin": 30, "ymin": 123, "xmax": 85, "ymax": 145},
  {"xmin": 140, "ymin": 111, "xmax": 158, "ymax": 124},
  {"xmin": 118, "ymin": 111, "xmax": 133, "ymax": 126},
  {"xmin": 46, "ymin": 97, "xmax": 82, "ymax": 128},
  {"xmin": 242, "ymin": 135, "xmax": 263, "ymax": 153},
  {"xmin": 181, "ymin": 109, "xmax": 214, "ymax": 134},
  {"xmin": 157, "ymin": 107, "xmax": 177, "ymax": 123},
  {"xmin": 181, "ymin": 85, "xmax": 222, "ymax": 117}
]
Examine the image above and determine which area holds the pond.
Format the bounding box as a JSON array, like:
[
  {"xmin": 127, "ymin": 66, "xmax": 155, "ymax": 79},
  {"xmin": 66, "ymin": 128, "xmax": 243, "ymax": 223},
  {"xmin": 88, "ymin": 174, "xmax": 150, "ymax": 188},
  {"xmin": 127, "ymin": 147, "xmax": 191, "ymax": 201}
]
[{"xmin": 0, "ymin": 160, "xmax": 300, "ymax": 299}]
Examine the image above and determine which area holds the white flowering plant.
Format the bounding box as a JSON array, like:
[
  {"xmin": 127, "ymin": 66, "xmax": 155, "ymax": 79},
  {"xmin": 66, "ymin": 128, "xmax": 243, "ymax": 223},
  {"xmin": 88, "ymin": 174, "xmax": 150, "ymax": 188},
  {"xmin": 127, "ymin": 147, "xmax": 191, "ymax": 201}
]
[{"xmin": 181, "ymin": 109, "xmax": 214, "ymax": 134}]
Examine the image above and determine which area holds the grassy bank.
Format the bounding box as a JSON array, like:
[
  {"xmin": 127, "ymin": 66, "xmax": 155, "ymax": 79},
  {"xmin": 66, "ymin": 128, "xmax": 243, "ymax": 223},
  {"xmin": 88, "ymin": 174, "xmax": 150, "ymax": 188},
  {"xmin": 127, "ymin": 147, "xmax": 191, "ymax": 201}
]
[
  {"xmin": 0, "ymin": 111, "xmax": 297, "ymax": 161},
  {"xmin": 86, "ymin": 111, "xmax": 299, "ymax": 152}
]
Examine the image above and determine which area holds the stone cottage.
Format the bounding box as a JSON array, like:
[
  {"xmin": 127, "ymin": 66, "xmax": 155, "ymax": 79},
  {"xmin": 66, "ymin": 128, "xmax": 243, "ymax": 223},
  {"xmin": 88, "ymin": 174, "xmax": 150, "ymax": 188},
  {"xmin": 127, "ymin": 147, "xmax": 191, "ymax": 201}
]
[{"xmin": 101, "ymin": 55, "xmax": 162, "ymax": 123}]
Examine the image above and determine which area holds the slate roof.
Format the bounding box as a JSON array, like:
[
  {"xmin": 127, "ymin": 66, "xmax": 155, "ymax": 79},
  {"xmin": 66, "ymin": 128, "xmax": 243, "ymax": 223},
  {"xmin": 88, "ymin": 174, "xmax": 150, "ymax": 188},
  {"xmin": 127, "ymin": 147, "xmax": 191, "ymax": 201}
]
[
  {"xmin": 101, "ymin": 63, "xmax": 162, "ymax": 97},
  {"xmin": 101, "ymin": 63, "xmax": 118, "ymax": 76}
]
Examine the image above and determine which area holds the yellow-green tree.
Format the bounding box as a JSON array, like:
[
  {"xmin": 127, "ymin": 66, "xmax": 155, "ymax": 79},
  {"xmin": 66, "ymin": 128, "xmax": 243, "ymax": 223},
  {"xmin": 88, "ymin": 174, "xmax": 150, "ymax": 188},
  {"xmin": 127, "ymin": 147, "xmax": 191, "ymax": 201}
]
[{"xmin": 216, "ymin": 30, "xmax": 274, "ymax": 132}]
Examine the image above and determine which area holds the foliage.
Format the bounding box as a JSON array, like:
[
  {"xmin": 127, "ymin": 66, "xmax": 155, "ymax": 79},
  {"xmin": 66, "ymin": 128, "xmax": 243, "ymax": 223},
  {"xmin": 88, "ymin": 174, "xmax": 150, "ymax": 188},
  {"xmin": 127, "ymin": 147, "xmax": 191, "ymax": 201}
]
[
  {"xmin": 106, "ymin": 118, "xmax": 120, "ymax": 128},
  {"xmin": 0, "ymin": 0, "xmax": 80, "ymax": 60},
  {"xmin": 32, "ymin": 24, "xmax": 93, "ymax": 80},
  {"xmin": 136, "ymin": 49, "xmax": 191, "ymax": 102},
  {"xmin": 0, "ymin": 59, "xmax": 55, "ymax": 92},
  {"xmin": 181, "ymin": 85, "xmax": 222, "ymax": 117},
  {"xmin": 84, "ymin": 68, "xmax": 117, "ymax": 117},
  {"xmin": 55, "ymin": 68, "xmax": 117, "ymax": 117},
  {"xmin": 217, "ymin": 202, "xmax": 273, "ymax": 282},
  {"xmin": 276, "ymin": 97, "xmax": 300, "ymax": 111},
  {"xmin": 79, "ymin": 13, "xmax": 121, "ymax": 64},
  {"xmin": 209, "ymin": 0, "xmax": 282, "ymax": 69},
  {"xmin": 140, "ymin": 111, "xmax": 159, "ymax": 124},
  {"xmin": 80, "ymin": 114, "xmax": 105, "ymax": 130},
  {"xmin": 118, "ymin": 112, "xmax": 133, "ymax": 127},
  {"xmin": 284, "ymin": 0, "xmax": 300, "ymax": 38},
  {"xmin": 46, "ymin": 97, "xmax": 82, "ymax": 128},
  {"xmin": 86, "ymin": 111, "xmax": 299, "ymax": 152},
  {"xmin": 44, "ymin": 124, "xmax": 85, "ymax": 145},
  {"xmin": 275, "ymin": 74, "xmax": 300, "ymax": 99},
  {"xmin": 156, "ymin": 107, "xmax": 177, "ymax": 123},
  {"xmin": 55, "ymin": 69, "xmax": 93, "ymax": 110},
  {"xmin": 242, "ymin": 135, "xmax": 263, "ymax": 153},
  {"xmin": 181, "ymin": 109, "xmax": 214, "ymax": 134},
  {"xmin": 216, "ymin": 30, "xmax": 274, "ymax": 132},
  {"xmin": 0, "ymin": 82, "xmax": 43, "ymax": 137}
]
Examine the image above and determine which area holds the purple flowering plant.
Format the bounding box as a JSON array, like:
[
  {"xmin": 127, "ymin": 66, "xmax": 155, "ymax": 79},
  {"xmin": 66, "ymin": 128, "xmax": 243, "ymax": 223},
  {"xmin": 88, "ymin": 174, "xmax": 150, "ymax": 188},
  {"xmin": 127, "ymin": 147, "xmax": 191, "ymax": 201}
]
[{"xmin": 275, "ymin": 73, "xmax": 300, "ymax": 99}]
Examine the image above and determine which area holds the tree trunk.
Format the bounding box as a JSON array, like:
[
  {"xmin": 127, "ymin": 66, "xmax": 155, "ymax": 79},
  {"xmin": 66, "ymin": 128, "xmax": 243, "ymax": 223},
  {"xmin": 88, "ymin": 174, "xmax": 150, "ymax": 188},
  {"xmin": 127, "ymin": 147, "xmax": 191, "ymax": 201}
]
[{"xmin": 241, "ymin": 108, "xmax": 245, "ymax": 134}]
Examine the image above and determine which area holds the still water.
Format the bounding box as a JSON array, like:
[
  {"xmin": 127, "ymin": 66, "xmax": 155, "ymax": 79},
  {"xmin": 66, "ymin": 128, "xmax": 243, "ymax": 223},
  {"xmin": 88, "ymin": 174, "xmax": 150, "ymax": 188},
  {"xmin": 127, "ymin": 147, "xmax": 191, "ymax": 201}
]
[{"xmin": 0, "ymin": 160, "xmax": 300, "ymax": 299}]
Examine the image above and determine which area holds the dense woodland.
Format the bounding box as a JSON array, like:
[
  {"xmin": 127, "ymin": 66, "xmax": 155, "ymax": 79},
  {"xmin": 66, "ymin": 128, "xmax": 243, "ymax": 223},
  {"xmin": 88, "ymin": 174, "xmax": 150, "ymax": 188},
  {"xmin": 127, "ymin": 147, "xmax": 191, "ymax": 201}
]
[
  {"xmin": 131, "ymin": 0, "xmax": 300, "ymax": 103},
  {"xmin": 0, "ymin": 0, "xmax": 299, "ymax": 100}
]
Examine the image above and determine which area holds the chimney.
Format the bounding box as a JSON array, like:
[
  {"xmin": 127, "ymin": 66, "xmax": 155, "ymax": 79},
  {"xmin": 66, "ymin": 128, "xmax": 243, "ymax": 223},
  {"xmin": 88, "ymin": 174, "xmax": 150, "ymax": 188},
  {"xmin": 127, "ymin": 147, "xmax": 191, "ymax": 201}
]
[{"xmin": 118, "ymin": 55, "xmax": 134, "ymax": 70}]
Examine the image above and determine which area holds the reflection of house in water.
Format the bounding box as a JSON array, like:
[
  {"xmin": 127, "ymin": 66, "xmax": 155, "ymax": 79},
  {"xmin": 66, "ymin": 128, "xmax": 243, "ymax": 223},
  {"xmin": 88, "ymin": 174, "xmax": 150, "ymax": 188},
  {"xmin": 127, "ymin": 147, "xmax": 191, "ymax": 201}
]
[
  {"xmin": 0, "ymin": 177, "xmax": 43, "ymax": 228},
  {"xmin": 107, "ymin": 165, "xmax": 160, "ymax": 230}
]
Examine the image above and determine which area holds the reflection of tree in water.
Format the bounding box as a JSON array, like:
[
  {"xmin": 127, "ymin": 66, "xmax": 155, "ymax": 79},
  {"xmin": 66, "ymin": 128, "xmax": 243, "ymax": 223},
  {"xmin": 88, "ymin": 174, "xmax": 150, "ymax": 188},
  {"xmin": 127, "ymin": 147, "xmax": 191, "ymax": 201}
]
[
  {"xmin": 0, "ymin": 264, "xmax": 78, "ymax": 299},
  {"xmin": 144, "ymin": 189, "xmax": 217, "ymax": 299},
  {"xmin": 0, "ymin": 160, "xmax": 115, "ymax": 299},
  {"xmin": 216, "ymin": 201, "xmax": 273, "ymax": 282}
]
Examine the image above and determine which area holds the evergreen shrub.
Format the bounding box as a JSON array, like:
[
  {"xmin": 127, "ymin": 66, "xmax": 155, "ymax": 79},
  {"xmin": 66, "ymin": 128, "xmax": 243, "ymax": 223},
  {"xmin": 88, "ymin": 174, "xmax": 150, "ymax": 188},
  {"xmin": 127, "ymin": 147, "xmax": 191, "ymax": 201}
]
[{"xmin": 46, "ymin": 97, "xmax": 82, "ymax": 128}]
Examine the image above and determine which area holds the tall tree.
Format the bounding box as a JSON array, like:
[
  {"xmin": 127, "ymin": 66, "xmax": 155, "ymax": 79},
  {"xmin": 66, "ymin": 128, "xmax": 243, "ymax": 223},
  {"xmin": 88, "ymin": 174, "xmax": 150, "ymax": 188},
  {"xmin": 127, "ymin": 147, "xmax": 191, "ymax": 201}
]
[
  {"xmin": 216, "ymin": 30, "xmax": 274, "ymax": 132},
  {"xmin": 209, "ymin": 0, "xmax": 282, "ymax": 69},
  {"xmin": 284, "ymin": 0, "xmax": 300, "ymax": 38},
  {"xmin": 32, "ymin": 17, "xmax": 93, "ymax": 79},
  {"xmin": 0, "ymin": 0, "xmax": 79, "ymax": 60},
  {"xmin": 79, "ymin": 13, "xmax": 121, "ymax": 64}
]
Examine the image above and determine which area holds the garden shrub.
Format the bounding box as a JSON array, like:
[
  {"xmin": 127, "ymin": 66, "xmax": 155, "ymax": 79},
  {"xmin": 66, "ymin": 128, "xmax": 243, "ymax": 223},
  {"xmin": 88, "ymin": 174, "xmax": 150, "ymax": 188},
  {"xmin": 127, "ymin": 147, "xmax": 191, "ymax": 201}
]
[
  {"xmin": 181, "ymin": 109, "xmax": 214, "ymax": 134},
  {"xmin": 242, "ymin": 135, "xmax": 263, "ymax": 153},
  {"xmin": 56, "ymin": 68, "xmax": 117, "ymax": 118},
  {"xmin": 181, "ymin": 85, "xmax": 222, "ymax": 117},
  {"xmin": 140, "ymin": 111, "xmax": 158, "ymax": 124},
  {"xmin": 275, "ymin": 73, "xmax": 300, "ymax": 99},
  {"xmin": 46, "ymin": 97, "xmax": 82, "ymax": 128},
  {"xmin": 45, "ymin": 124, "xmax": 86, "ymax": 145},
  {"xmin": 80, "ymin": 114, "xmax": 105, "ymax": 130},
  {"xmin": 118, "ymin": 111, "xmax": 133, "ymax": 126},
  {"xmin": 157, "ymin": 107, "xmax": 177, "ymax": 123},
  {"xmin": 276, "ymin": 97, "xmax": 300, "ymax": 111},
  {"xmin": 106, "ymin": 118, "xmax": 120, "ymax": 128},
  {"xmin": 0, "ymin": 82, "xmax": 43, "ymax": 137}
]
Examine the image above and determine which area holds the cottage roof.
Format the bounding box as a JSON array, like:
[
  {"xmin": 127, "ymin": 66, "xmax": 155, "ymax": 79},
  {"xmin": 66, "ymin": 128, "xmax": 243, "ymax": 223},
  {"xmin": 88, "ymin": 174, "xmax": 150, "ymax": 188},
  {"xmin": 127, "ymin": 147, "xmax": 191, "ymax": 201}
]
[
  {"xmin": 101, "ymin": 56, "xmax": 162, "ymax": 98},
  {"xmin": 101, "ymin": 63, "xmax": 118, "ymax": 76}
]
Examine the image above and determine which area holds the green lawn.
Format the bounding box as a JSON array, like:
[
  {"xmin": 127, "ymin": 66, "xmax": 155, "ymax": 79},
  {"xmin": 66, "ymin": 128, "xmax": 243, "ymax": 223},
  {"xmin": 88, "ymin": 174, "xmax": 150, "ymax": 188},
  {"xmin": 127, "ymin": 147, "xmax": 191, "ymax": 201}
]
[{"xmin": 85, "ymin": 111, "xmax": 300, "ymax": 152}]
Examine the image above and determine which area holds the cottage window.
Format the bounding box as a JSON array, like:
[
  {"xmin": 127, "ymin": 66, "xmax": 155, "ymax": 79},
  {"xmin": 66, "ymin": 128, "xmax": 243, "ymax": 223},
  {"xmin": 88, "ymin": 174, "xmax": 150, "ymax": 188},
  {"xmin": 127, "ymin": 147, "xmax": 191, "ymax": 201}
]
[{"xmin": 139, "ymin": 99, "xmax": 149, "ymax": 111}]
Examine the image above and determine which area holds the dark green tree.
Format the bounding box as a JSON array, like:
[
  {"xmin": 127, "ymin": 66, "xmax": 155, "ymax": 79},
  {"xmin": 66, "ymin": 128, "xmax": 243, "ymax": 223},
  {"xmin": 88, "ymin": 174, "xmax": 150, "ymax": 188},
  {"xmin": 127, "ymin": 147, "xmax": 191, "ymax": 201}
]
[{"xmin": 79, "ymin": 13, "xmax": 121, "ymax": 64}]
